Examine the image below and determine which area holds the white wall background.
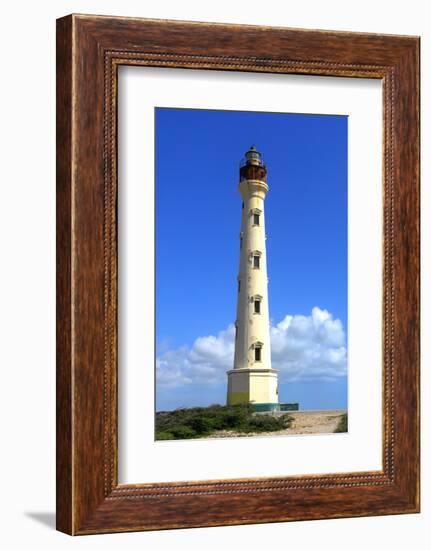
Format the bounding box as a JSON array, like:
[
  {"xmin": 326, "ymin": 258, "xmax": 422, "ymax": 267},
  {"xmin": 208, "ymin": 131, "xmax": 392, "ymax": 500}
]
[{"xmin": 0, "ymin": 0, "xmax": 428, "ymax": 548}]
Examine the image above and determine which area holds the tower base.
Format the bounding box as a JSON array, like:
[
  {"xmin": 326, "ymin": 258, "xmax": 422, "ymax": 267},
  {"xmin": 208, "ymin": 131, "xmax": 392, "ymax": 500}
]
[
  {"xmin": 227, "ymin": 368, "xmax": 278, "ymax": 406},
  {"xmin": 251, "ymin": 402, "xmax": 299, "ymax": 412}
]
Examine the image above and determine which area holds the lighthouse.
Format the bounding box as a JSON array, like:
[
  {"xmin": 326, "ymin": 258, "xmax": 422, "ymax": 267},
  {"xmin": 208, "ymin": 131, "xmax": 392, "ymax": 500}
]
[{"xmin": 227, "ymin": 146, "xmax": 279, "ymax": 409}]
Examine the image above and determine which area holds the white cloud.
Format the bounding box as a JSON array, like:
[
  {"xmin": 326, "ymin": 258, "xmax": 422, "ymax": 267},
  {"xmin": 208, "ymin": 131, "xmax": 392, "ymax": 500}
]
[
  {"xmin": 270, "ymin": 307, "xmax": 347, "ymax": 382},
  {"xmin": 156, "ymin": 307, "xmax": 347, "ymax": 387},
  {"xmin": 156, "ymin": 325, "xmax": 235, "ymax": 386}
]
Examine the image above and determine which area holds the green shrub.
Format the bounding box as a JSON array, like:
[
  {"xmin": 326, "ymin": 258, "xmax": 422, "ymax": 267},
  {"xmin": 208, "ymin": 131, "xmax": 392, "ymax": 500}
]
[
  {"xmin": 156, "ymin": 431, "xmax": 174, "ymax": 440},
  {"xmin": 188, "ymin": 416, "xmax": 216, "ymax": 434},
  {"xmin": 155, "ymin": 404, "xmax": 293, "ymax": 440},
  {"xmin": 334, "ymin": 413, "xmax": 348, "ymax": 433},
  {"xmin": 238, "ymin": 414, "xmax": 292, "ymax": 433},
  {"xmin": 169, "ymin": 425, "xmax": 197, "ymax": 439}
]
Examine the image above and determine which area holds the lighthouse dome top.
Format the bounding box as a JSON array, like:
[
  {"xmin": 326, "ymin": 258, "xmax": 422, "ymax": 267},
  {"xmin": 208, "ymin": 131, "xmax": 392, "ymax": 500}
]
[
  {"xmin": 239, "ymin": 145, "xmax": 267, "ymax": 183},
  {"xmin": 241, "ymin": 145, "xmax": 265, "ymax": 167}
]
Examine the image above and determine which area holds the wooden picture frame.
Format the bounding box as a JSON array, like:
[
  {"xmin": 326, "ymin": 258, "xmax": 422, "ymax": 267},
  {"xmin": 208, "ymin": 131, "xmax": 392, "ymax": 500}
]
[{"xmin": 56, "ymin": 14, "xmax": 420, "ymax": 535}]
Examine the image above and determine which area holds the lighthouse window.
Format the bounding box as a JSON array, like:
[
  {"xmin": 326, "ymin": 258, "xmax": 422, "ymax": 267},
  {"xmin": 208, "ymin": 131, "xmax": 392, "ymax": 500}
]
[
  {"xmin": 254, "ymin": 299, "xmax": 261, "ymax": 314},
  {"xmin": 255, "ymin": 346, "xmax": 262, "ymax": 362},
  {"xmin": 253, "ymin": 255, "xmax": 260, "ymax": 269},
  {"xmin": 253, "ymin": 213, "xmax": 260, "ymax": 226},
  {"xmin": 238, "ymin": 280, "xmax": 241, "ymax": 293}
]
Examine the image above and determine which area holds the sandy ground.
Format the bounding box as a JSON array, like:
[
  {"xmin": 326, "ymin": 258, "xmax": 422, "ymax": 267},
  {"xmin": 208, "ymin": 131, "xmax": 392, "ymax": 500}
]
[
  {"xmin": 207, "ymin": 410, "xmax": 347, "ymax": 438},
  {"xmin": 283, "ymin": 410, "xmax": 346, "ymax": 435}
]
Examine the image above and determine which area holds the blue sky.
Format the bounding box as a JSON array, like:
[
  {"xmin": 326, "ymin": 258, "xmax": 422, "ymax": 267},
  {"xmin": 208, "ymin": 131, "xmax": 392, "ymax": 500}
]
[{"xmin": 155, "ymin": 107, "xmax": 348, "ymax": 411}]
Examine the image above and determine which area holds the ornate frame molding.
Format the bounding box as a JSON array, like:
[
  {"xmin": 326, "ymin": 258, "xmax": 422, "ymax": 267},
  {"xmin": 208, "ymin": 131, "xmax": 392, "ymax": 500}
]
[{"xmin": 57, "ymin": 14, "xmax": 419, "ymax": 534}]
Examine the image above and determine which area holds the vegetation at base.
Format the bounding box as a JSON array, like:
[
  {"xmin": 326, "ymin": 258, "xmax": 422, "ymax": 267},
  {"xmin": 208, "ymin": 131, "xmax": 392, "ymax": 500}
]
[
  {"xmin": 334, "ymin": 412, "xmax": 348, "ymax": 433},
  {"xmin": 155, "ymin": 404, "xmax": 293, "ymax": 440}
]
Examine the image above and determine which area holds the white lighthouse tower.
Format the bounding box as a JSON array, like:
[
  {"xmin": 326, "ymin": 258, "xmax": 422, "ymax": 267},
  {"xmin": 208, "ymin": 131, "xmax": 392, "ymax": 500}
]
[{"xmin": 227, "ymin": 146, "xmax": 279, "ymax": 408}]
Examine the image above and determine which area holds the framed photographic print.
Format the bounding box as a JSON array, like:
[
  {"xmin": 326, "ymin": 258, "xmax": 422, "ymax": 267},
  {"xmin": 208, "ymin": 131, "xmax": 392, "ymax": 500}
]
[{"xmin": 56, "ymin": 14, "xmax": 420, "ymax": 535}]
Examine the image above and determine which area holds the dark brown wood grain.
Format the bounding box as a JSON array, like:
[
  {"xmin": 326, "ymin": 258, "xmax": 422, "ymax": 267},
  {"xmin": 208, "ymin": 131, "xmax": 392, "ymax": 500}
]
[
  {"xmin": 56, "ymin": 14, "xmax": 420, "ymax": 535},
  {"xmin": 56, "ymin": 15, "xmax": 73, "ymax": 535}
]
